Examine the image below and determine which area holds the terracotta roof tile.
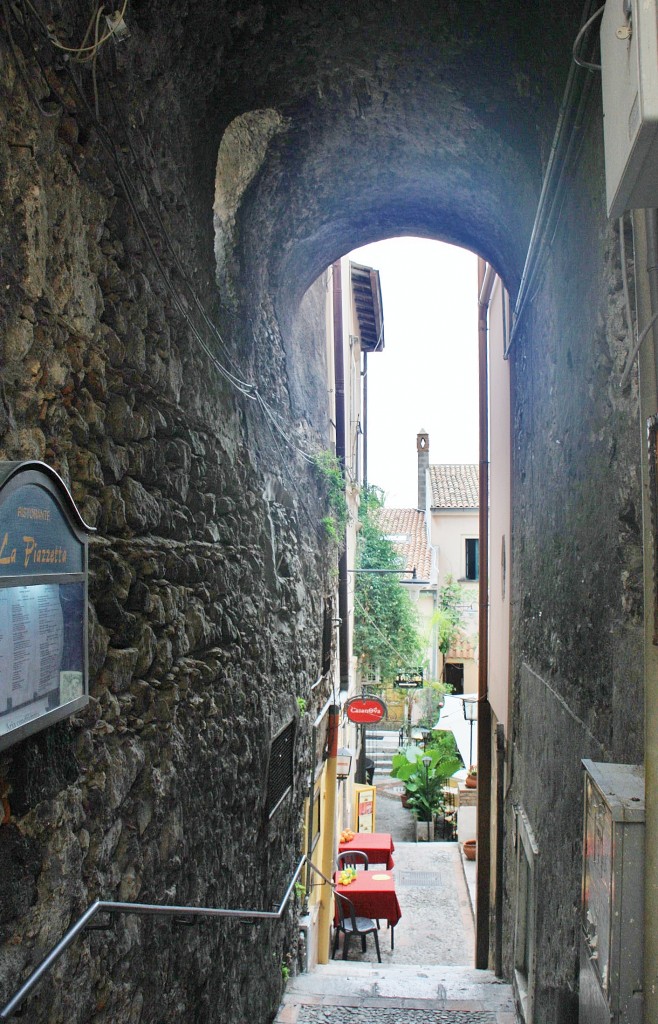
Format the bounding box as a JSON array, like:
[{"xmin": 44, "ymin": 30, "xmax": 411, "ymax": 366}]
[
  {"xmin": 428, "ymin": 464, "xmax": 479, "ymax": 509},
  {"xmin": 447, "ymin": 635, "xmax": 476, "ymax": 660},
  {"xmin": 378, "ymin": 507, "xmax": 432, "ymax": 581}
]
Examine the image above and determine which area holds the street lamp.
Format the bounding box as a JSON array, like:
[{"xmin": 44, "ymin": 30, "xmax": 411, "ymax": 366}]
[
  {"xmin": 422, "ymin": 755, "xmax": 432, "ymax": 842},
  {"xmin": 462, "ymin": 697, "xmax": 477, "ymax": 768},
  {"xmin": 336, "ymin": 748, "xmax": 353, "ymax": 782}
]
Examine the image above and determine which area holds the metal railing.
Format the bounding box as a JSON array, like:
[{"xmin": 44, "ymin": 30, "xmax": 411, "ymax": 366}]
[{"xmin": 0, "ymin": 855, "xmax": 335, "ymax": 1020}]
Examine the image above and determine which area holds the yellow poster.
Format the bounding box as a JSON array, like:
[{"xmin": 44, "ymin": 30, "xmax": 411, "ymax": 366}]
[{"xmin": 353, "ymin": 784, "xmax": 376, "ymax": 833}]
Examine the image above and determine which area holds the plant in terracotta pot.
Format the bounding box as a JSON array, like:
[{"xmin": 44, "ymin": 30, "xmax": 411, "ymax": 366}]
[
  {"xmin": 465, "ymin": 765, "xmax": 478, "ymax": 789},
  {"xmin": 391, "ymin": 745, "xmax": 462, "ymax": 818}
]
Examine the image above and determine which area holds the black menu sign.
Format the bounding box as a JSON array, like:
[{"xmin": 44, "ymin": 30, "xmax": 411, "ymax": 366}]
[{"xmin": 0, "ymin": 463, "xmax": 93, "ymax": 750}]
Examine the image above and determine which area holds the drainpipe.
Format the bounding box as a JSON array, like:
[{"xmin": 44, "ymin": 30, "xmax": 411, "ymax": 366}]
[
  {"xmin": 333, "ymin": 261, "xmax": 350, "ymax": 692},
  {"xmin": 363, "ymin": 351, "xmax": 368, "ymax": 489},
  {"xmin": 495, "ymin": 723, "xmax": 505, "ymax": 977},
  {"xmin": 317, "ymin": 705, "xmax": 339, "ymax": 963},
  {"xmin": 476, "ymin": 261, "xmax": 495, "ymax": 969}
]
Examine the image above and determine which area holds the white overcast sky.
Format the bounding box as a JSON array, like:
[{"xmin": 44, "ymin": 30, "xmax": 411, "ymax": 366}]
[{"xmin": 348, "ymin": 237, "xmax": 480, "ymax": 508}]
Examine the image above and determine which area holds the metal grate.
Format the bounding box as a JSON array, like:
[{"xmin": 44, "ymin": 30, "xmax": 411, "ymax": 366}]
[
  {"xmin": 298, "ymin": 1009, "xmax": 496, "ymax": 1023},
  {"xmin": 396, "ymin": 870, "xmax": 444, "ymax": 888},
  {"xmin": 266, "ymin": 719, "xmax": 295, "ymax": 818}
]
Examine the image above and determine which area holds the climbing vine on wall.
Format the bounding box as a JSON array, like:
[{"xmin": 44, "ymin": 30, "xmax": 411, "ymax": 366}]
[{"xmin": 353, "ymin": 487, "xmax": 424, "ymax": 683}]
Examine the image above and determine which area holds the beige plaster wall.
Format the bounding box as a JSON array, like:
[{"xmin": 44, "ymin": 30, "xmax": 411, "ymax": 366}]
[{"xmin": 487, "ymin": 276, "xmax": 511, "ymax": 730}]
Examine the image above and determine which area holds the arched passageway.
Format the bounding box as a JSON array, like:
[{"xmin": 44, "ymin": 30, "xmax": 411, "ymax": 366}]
[{"xmin": 0, "ymin": 3, "xmax": 651, "ymax": 1024}]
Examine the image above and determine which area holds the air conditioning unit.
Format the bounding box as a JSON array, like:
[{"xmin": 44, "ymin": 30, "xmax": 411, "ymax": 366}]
[{"xmin": 601, "ymin": 0, "xmax": 658, "ymax": 218}]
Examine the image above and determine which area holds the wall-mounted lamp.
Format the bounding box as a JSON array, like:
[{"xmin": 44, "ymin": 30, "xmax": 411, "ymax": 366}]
[{"xmin": 336, "ymin": 748, "xmax": 353, "ymax": 781}]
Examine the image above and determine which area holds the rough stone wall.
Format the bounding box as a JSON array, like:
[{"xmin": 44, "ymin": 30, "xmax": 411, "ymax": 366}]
[
  {"xmin": 0, "ymin": 2, "xmax": 644, "ymax": 1023},
  {"xmin": 0, "ymin": 5, "xmax": 335, "ymax": 1022},
  {"xmin": 506, "ymin": 80, "xmax": 644, "ymax": 1023}
]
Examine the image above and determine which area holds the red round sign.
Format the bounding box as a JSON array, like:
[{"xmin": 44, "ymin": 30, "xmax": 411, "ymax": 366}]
[{"xmin": 344, "ymin": 696, "xmax": 387, "ymax": 724}]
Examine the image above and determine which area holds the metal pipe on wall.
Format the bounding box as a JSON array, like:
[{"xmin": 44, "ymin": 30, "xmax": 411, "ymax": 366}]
[
  {"xmin": 476, "ymin": 261, "xmax": 495, "ymax": 968},
  {"xmin": 333, "ymin": 261, "xmax": 350, "ymax": 692}
]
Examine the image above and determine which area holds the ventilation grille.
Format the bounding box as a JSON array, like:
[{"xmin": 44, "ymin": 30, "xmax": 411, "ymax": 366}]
[{"xmin": 266, "ymin": 720, "xmax": 295, "ymax": 819}]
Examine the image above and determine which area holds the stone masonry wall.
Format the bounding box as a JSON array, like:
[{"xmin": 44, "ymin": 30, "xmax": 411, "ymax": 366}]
[
  {"xmin": 0, "ymin": 6, "xmax": 335, "ymax": 1022},
  {"xmin": 506, "ymin": 80, "xmax": 644, "ymax": 1023}
]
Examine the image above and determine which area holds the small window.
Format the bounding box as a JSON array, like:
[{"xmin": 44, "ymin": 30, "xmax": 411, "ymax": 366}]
[
  {"xmin": 266, "ymin": 720, "xmax": 295, "ymax": 819},
  {"xmin": 309, "ymin": 782, "xmax": 321, "ymax": 853},
  {"xmin": 322, "ymin": 599, "xmax": 333, "ymax": 677},
  {"xmin": 444, "ymin": 662, "xmax": 464, "ymax": 695},
  {"xmin": 465, "ymin": 538, "xmax": 479, "ymax": 581}
]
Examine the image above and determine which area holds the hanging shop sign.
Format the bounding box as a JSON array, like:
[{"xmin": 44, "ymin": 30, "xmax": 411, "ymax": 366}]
[
  {"xmin": 344, "ymin": 695, "xmax": 387, "ymax": 724},
  {"xmin": 394, "ymin": 667, "xmax": 424, "ymax": 689},
  {"xmin": 0, "ymin": 462, "xmax": 94, "ymax": 751}
]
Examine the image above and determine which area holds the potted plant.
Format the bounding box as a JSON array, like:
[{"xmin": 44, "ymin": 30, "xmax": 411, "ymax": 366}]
[
  {"xmin": 390, "ymin": 745, "xmax": 462, "ymax": 839},
  {"xmin": 465, "ymin": 765, "xmax": 477, "ymax": 789}
]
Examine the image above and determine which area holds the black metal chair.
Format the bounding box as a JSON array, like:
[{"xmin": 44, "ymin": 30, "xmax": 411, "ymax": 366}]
[
  {"xmin": 336, "ymin": 850, "xmax": 369, "ymax": 870},
  {"xmin": 332, "ymin": 891, "xmax": 381, "ymax": 962}
]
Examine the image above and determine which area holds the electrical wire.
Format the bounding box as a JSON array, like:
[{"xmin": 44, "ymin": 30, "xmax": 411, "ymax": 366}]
[
  {"xmin": 21, "ymin": 0, "xmax": 129, "ymax": 58},
  {"xmin": 1, "ymin": 0, "xmax": 61, "ymax": 117},
  {"xmin": 620, "ymin": 311, "xmax": 658, "ymax": 388},
  {"xmin": 572, "ymin": 4, "xmax": 605, "ymax": 72},
  {"xmin": 6, "ymin": 0, "xmax": 333, "ymax": 493}
]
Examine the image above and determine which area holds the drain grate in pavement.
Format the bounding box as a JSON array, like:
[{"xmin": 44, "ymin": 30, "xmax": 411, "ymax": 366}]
[
  {"xmin": 298, "ymin": 1009, "xmax": 496, "ymax": 1023},
  {"xmin": 396, "ymin": 870, "xmax": 444, "ymax": 888}
]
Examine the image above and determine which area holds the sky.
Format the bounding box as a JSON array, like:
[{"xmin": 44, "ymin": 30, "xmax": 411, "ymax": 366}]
[{"xmin": 348, "ymin": 237, "xmax": 480, "ymax": 508}]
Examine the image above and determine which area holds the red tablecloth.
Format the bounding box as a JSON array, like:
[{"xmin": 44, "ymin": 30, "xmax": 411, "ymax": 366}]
[
  {"xmin": 334, "ymin": 869, "xmax": 402, "ymax": 927},
  {"xmin": 337, "ymin": 832, "xmax": 395, "ymax": 869}
]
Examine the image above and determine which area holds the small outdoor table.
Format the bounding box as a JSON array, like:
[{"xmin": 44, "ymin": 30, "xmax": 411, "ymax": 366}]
[
  {"xmin": 337, "ymin": 831, "xmax": 395, "ymax": 869},
  {"xmin": 334, "ymin": 869, "xmax": 402, "ymax": 948}
]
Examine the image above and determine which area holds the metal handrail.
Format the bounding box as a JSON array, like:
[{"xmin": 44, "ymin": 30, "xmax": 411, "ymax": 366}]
[{"xmin": 0, "ymin": 855, "xmax": 335, "ymax": 1020}]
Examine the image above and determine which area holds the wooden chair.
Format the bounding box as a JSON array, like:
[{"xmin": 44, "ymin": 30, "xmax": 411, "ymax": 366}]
[{"xmin": 332, "ymin": 891, "xmax": 381, "ymax": 962}]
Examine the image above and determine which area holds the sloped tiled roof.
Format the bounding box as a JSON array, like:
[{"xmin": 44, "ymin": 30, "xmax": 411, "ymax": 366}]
[
  {"xmin": 447, "ymin": 635, "xmax": 477, "ymax": 660},
  {"xmin": 378, "ymin": 507, "xmax": 432, "ymax": 581},
  {"xmin": 428, "ymin": 464, "xmax": 479, "ymax": 509}
]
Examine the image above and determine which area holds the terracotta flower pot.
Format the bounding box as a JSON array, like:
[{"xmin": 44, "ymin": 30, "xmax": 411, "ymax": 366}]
[
  {"xmin": 465, "ymin": 775, "xmax": 477, "ymax": 789},
  {"xmin": 463, "ymin": 839, "xmax": 476, "ymax": 861},
  {"xmin": 400, "ymin": 793, "xmax": 411, "ymax": 808}
]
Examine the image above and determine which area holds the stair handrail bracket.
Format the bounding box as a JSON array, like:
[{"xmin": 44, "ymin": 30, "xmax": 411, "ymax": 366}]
[{"xmin": 0, "ymin": 855, "xmax": 333, "ymax": 1020}]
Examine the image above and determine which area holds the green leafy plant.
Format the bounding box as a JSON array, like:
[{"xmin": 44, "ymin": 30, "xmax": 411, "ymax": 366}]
[
  {"xmin": 281, "ymin": 964, "xmax": 290, "ymax": 982},
  {"xmin": 353, "ymin": 487, "xmax": 424, "ymax": 683},
  {"xmin": 312, "ymin": 450, "xmax": 348, "ymax": 543},
  {"xmin": 431, "ymin": 575, "xmax": 469, "ymax": 674},
  {"xmin": 296, "ymin": 697, "xmax": 307, "ymax": 714},
  {"xmin": 391, "ymin": 745, "xmax": 462, "ymax": 822}
]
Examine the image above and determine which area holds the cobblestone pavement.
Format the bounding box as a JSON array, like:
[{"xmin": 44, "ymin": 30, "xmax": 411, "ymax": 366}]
[
  {"xmin": 335, "ymin": 841, "xmax": 473, "ymax": 966},
  {"xmin": 298, "ymin": 1008, "xmax": 497, "ymax": 1023}
]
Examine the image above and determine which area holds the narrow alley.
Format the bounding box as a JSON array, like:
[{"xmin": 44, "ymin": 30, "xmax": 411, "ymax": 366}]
[
  {"xmin": 0, "ymin": 2, "xmax": 654, "ymax": 1023},
  {"xmin": 277, "ymin": 757, "xmax": 514, "ymax": 1023}
]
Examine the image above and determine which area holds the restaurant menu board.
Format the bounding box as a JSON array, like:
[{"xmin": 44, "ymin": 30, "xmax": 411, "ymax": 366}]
[
  {"xmin": 0, "ymin": 583, "xmax": 84, "ymax": 740},
  {"xmin": 354, "ymin": 784, "xmax": 376, "ymax": 833},
  {"xmin": 0, "ymin": 464, "xmax": 91, "ymax": 750},
  {"xmin": 0, "ymin": 483, "xmax": 83, "ymax": 578}
]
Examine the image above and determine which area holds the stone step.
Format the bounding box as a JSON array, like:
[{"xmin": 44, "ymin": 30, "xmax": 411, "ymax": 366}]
[{"xmin": 276, "ymin": 963, "xmax": 517, "ymax": 1023}]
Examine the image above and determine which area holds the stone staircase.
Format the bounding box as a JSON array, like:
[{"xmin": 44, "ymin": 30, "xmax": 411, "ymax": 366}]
[
  {"xmin": 275, "ymin": 962, "xmax": 517, "ymax": 1023},
  {"xmin": 365, "ymin": 730, "xmax": 402, "ymax": 776}
]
